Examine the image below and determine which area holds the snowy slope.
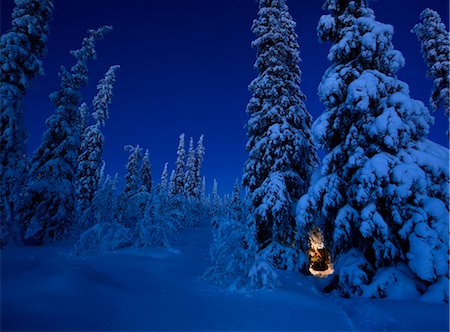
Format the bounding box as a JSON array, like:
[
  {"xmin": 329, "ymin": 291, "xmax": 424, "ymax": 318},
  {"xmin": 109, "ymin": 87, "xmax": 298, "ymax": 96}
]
[{"xmin": 1, "ymin": 226, "xmax": 449, "ymax": 331}]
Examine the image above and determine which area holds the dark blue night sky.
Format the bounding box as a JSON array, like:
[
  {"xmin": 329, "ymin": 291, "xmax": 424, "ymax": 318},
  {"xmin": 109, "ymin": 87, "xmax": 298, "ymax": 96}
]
[{"xmin": 1, "ymin": 0, "xmax": 449, "ymax": 195}]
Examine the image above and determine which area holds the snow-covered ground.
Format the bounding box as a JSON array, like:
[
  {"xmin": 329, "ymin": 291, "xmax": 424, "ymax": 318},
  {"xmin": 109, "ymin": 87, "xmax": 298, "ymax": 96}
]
[{"xmin": 1, "ymin": 226, "xmax": 448, "ymax": 331}]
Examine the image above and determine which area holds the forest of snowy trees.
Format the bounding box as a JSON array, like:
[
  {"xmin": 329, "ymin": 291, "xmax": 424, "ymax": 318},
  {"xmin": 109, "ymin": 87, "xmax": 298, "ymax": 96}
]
[{"xmin": 1, "ymin": 0, "xmax": 449, "ymax": 305}]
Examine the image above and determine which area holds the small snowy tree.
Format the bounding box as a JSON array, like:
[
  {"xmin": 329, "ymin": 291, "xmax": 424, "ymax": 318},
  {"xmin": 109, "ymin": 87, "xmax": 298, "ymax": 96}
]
[
  {"xmin": 120, "ymin": 145, "xmax": 148, "ymax": 228},
  {"xmin": 223, "ymin": 194, "xmax": 231, "ymax": 217},
  {"xmin": 231, "ymin": 179, "xmax": 242, "ymax": 220},
  {"xmin": 92, "ymin": 173, "xmax": 119, "ymax": 224},
  {"xmin": 195, "ymin": 134, "xmax": 205, "ymax": 198},
  {"xmin": 172, "ymin": 133, "xmax": 186, "ymax": 195},
  {"xmin": 243, "ymin": 0, "xmax": 318, "ymax": 269},
  {"xmin": 169, "ymin": 170, "xmax": 176, "ymax": 196},
  {"xmin": 205, "ymin": 216, "xmax": 254, "ymax": 289},
  {"xmin": 140, "ymin": 149, "xmax": 152, "ymax": 194},
  {"xmin": 123, "ymin": 145, "xmax": 143, "ymax": 196},
  {"xmin": 0, "ymin": 0, "xmax": 54, "ymax": 246},
  {"xmin": 205, "ymin": 197, "xmax": 279, "ymax": 291},
  {"xmin": 72, "ymin": 221, "xmax": 132, "ymax": 257},
  {"xmin": 412, "ymin": 8, "xmax": 450, "ymax": 116},
  {"xmin": 201, "ymin": 176, "xmax": 207, "ymax": 202},
  {"xmin": 159, "ymin": 162, "xmax": 169, "ymax": 193},
  {"xmin": 20, "ymin": 26, "xmax": 112, "ymax": 244},
  {"xmin": 134, "ymin": 192, "xmax": 179, "ymax": 248},
  {"xmin": 211, "ymin": 179, "xmax": 222, "ymax": 223},
  {"xmin": 184, "ymin": 137, "xmax": 197, "ymax": 197},
  {"xmin": 297, "ymin": 0, "xmax": 449, "ymax": 299},
  {"xmin": 77, "ymin": 65, "xmax": 119, "ymax": 228}
]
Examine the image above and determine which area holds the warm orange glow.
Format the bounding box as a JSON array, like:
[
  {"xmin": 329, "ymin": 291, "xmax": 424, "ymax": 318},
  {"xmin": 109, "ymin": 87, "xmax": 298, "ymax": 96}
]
[
  {"xmin": 309, "ymin": 265, "xmax": 334, "ymax": 278},
  {"xmin": 308, "ymin": 227, "xmax": 334, "ymax": 278}
]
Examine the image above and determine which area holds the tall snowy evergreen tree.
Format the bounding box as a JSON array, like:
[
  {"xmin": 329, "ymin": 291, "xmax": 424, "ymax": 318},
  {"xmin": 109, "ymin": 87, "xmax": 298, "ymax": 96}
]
[
  {"xmin": 140, "ymin": 149, "xmax": 152, "ymax": 193},
  {"xmin": 160, "ymin": 162, "xmax": 169, "ymax": 193},
  {"xmin": 20, "ymin": 26, "xmax": 112, "ymax": 244},
  {"xmin": 0, "ymin": 0, "xmax": 54, "ymax": 246},
  {"xmin": 211, "ymin": 179, "xmax": 221, "ymax": 221},
  {"xmin": 297, "ymin": 0, "xmax": 449, "ymax": 299},
  {"xmin": 169, "ymin": 170, "xmax": 176, "ymax": 196},
  {"xmin": 195, "ymin": 134, "xmax": 205, "ymax": 198},
  {"xmin": 201, "ymin": 177, "xmax": 207, "ymax": 202},
  {"xmin": 171, "ymin": 133, "xmax": 186, "ymax": 196},
  {"xmin": 119, "ymin": 145, "xmax": 145, "ymax": 228},
  {"xmin": 123, "ymin": 145, "xmax": 143, "ymax": 196},
  {"xmin": 184, "ymin": 137, "xmax": 197, "ymax": 197},
  {"xmin": 412, "ymin": 8, "xmax": 450, "ymax": 117},
  {"xmin": 243, "ymin": 0, "xmax": 318, "ymax": 267},
  {"xmin": 76, "ymin": 65, "xmax": 119, "ymax": 227},
  {"xmin": 231, "ymin": 179, "xmax": 242, "ymax": 220}
]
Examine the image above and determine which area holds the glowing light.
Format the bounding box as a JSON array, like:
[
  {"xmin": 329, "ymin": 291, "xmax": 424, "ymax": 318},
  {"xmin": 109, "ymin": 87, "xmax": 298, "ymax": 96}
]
[{"xmin": 308, "ymin": 227, "xmax": 334, "ymax": 278}]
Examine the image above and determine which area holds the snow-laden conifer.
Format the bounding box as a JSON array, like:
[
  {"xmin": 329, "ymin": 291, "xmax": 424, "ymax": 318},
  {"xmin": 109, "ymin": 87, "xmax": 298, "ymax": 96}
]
[
  {"xmin": 184, "ymin": 137, "xmax": 197, "ymax": 197},
  {"xmin": 172, "ymin": 133, "xmax": 186, "ymax": 195},
  {"xmin": 160, "ymin": 162, "xmax": 169, "ymax": 193},
  {"xmin": 243, "ymin": 0, "xmax": 318, "ymax": 268},
  {"xmin": 206, "ymin": 193, "xmax": 280, "ymax": 291},
  {"xmin": 134, "ymin": 191, "xmax": 179, "ymax": 248},
  {"xmin": 195, "ymin": 135, "xmax": 205, "ymax": 198},
  {"xmin": 77, "ymin": 65, "xmax": 119, "ymax": 228},
  {"xmin": 92, "ymin": 173, "xmax": 119, "ymax": 224},
  {"xmin": 231, "ymin": 179, "xmax": 242, "ymax": 220},
  {"xmin": 412, "ymin": 8, "xmax": 450, "ymax": 116},
  {"xmin": 20, "ymin": 26, "xmax": 111, "ymax": 244},
  {"xmin": 0, "ymin": 0, "xmax": 53, "ymax": 246},
  {"xmin": 140, "ymin": 149, "xmax": 152, "ymax": 194},
  {"xmin": 298, "ymin": 0, "xmax": 449, "ymax": 300},
  {"xmin": 120, "ymin": 145, "xmax": 148, "ymax": 228},
  {"xmin": 211, "ymin": 179, "xmax": 221, "ymax": 221},
  {"xmin": 123, "ymin": 145, "xmax": 143, "ymax": 196},
  {"xmin": 169, "ymin": 170, "xmax": 176, "ymax": 196},
  {"xmin": 201, "ymin": 177, "xmax": 207, "ymax": 202}
]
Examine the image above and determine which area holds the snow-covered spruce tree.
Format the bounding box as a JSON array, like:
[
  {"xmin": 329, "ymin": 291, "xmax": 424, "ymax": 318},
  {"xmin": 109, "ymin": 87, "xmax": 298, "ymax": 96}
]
[
  {"xmin": 0, "ymin": 0, "xmax": 54, "ymax": 246},
  {"xmin": 171, "ymin": 133, "xmax": 186, "ymax": 196},
  {"xmin": 20, "ymin": 26, "xmax": 112, "ymax": 244},
  {"xmin": 92, "ymin": 173, "xmax": 119, "ymax": 224},
  {"xmin": 243, "ymin": 0, "xmax": 318, "ymax": 269},
  {"xmin": 412, "ymin": 8, "xmax": 450, "ymax": 117},
  {"xmin": 205, "ymin": 214, "xmax": 255, "ymax": 290},
  {"xmin": 184, "ymin": 137, "xmax": 197, "ymax": 197},
  {"xmin": 297, "ymin": 0, "xmax": 449, "ymax": 300},
  {"xmin": 134, "ymin": 189, "xmax": 179, "ymax": 248},
  {"xmin": 123, "ymin": 145, "xmax": 143, "ymax": 196},
  {"xmin": 184, "ymin": 136, "xmax": 207, "ymax": 226},
  {"xmin": 211, "ymin": 179, "xmax": 222, "ymax": 223},
  {"xmin": 201, "ymin": 176, "xmax": 207, "ymax": 202},
  {"xmin": 120, "ymin": 144, "xmax": 147, "ymax": 228},
  {"xmin": 231, "ymin": 179, "xmax": 242, "ymax": 220},
  {"xmin": 195, "ymin": 134, "xmax": 205, "ymax": 198},
  {"xmin": 223, "ymin": 194, "xmax": 231, "ymax": 217},
  {"xmin": 77, "ymin": 65, "xmax": 119, "ymax": 228},
  {"xmin": 199, "ymin": 176, "xmax": 210, "ymax": 216},
  {"xmin": 140, "ymin": 149, "xmax": 152, "ymax": 193},
  {"xmin": 159, "ymin": 162, "xmax": 169, "ymax": 193},
  {"xmin": 168, "ymin": 170, "xmax": 176, "ymax": 195},
  {"xmin": 206, "ymin": 186, "xmax": 280, "ymax": 291}
]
